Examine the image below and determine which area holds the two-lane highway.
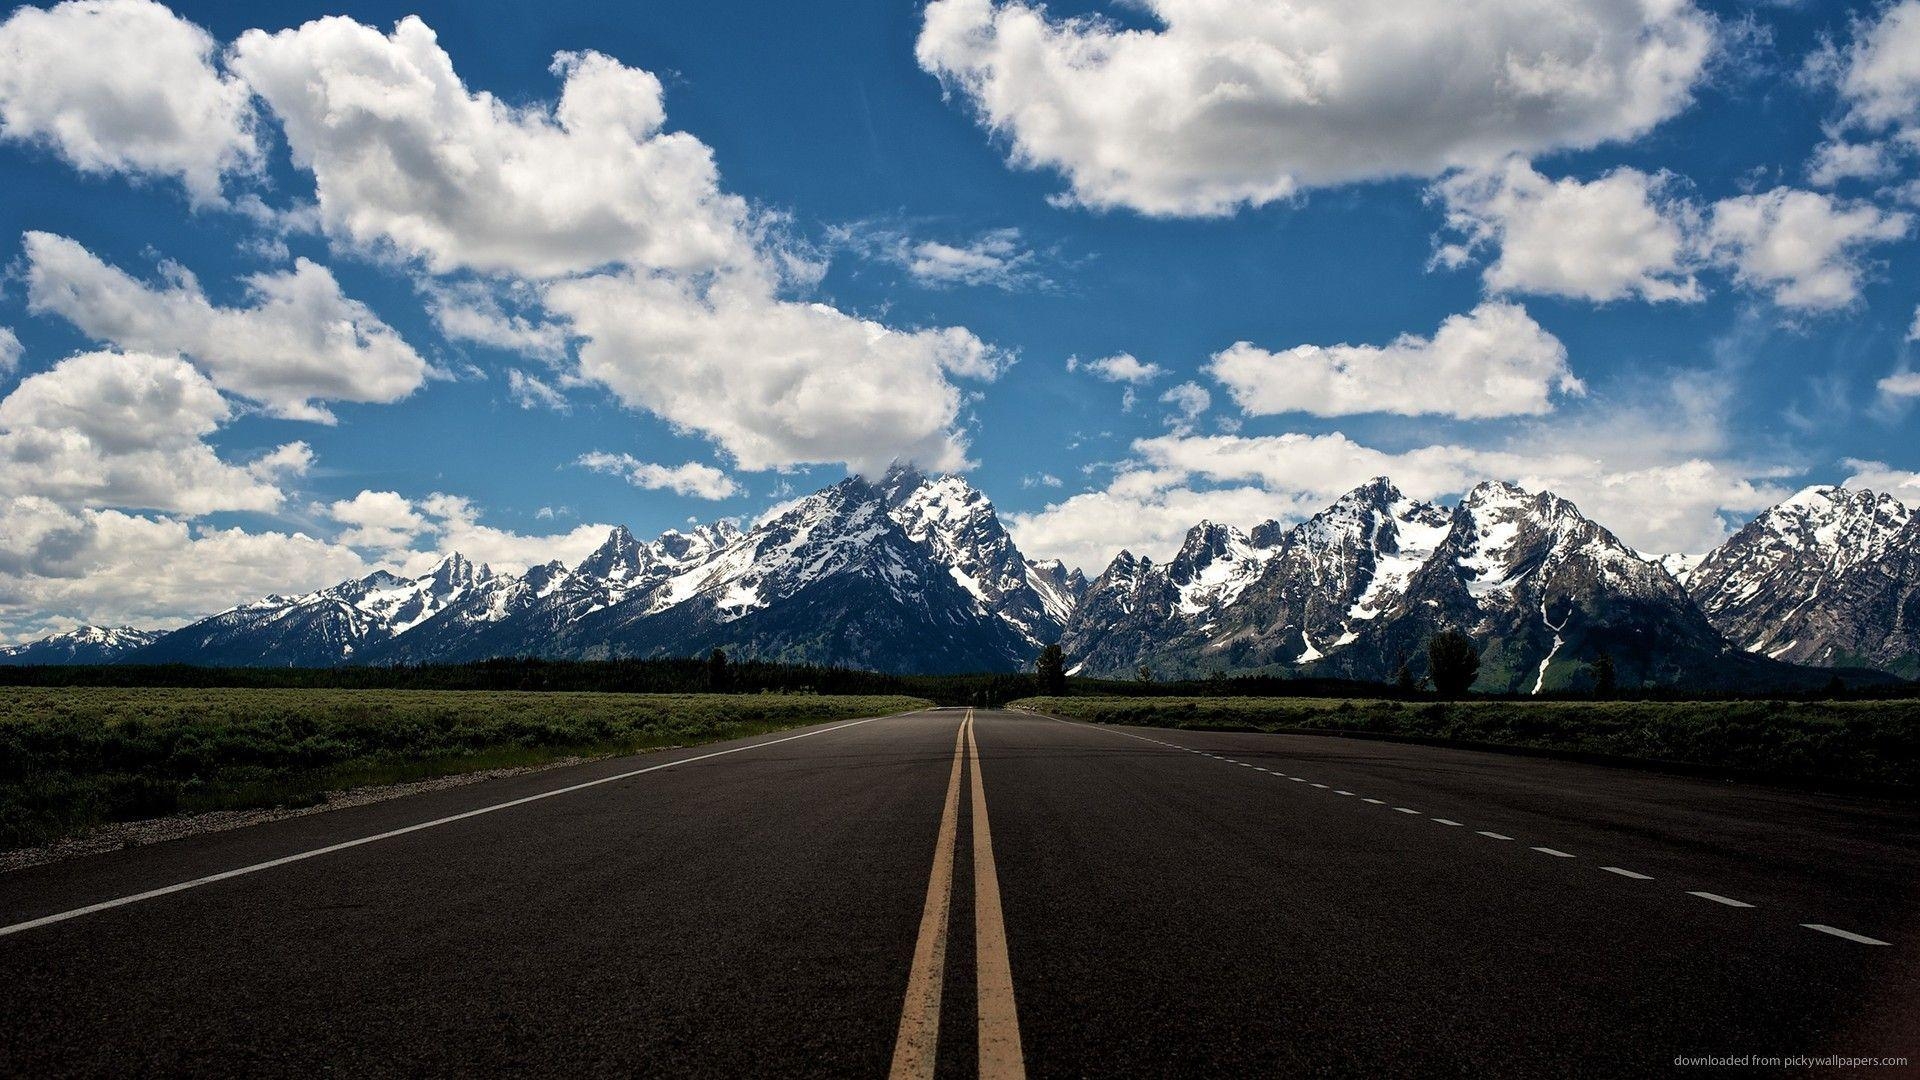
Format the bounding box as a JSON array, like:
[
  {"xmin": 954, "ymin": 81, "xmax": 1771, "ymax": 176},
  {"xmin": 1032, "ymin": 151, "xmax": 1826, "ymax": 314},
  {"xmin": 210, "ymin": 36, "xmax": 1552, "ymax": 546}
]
[{"xmin": 2, "ymin": 707, "xmax": 1916, "ymax": 1076}]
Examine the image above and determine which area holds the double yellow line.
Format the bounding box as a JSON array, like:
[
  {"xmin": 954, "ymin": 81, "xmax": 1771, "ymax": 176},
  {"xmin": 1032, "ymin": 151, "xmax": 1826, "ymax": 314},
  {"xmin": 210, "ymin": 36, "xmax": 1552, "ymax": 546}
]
[{"xmin": 889, "ymin": 709, "xmax": 1025, "ymax": 1079}]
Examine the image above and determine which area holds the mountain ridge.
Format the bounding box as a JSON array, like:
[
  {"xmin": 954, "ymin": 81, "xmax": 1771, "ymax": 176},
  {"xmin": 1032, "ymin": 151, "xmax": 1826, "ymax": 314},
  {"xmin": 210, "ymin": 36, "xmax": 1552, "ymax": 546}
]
[{"xmin": 12, "ymin": 470, "xmax": 1917, "ymax": 688}]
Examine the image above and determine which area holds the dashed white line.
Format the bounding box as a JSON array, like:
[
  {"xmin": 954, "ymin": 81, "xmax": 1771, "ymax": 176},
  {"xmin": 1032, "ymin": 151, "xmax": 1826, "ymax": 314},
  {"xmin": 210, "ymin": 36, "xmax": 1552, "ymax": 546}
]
[
  {"xmin": 1532, "ymin": 847, "xmax": 1576, "ymax": 858},
  {"xmin": 1689, "ymin": 891, "xmax": 1754, "ymax": 908},
  {"xmin": 1431, "ymin": 818, "xmax": 1464, "ymax": 827},
  {"xmin": 1801, "ymin": 924, "xmax": 1890, "ymax": 946},
  {"xmin": 1477, "ymin": 831, "xmax": 1514, "ymax": 840},
  {"xmin": 1363, "ymin": 798, "xmax": 1386, "ymax": 805},
  {"xmin": 1310, "ymin": 783, "xmax": 1329, "ymax": 789},
  {"xmin": 1394, "ymin": 807, "xmax": 1422, "ymax": 815},
  {"xmin": 1334, "ymin": 791, "xmax": 1355, "ymax": 796},
  {"xmin": 1290, "ymin": 777, "xmax": 1308, "ymax": 783},
  {"xmin": 1601, "ymin": 867, "xmax": 1652, "ymax": 880}
]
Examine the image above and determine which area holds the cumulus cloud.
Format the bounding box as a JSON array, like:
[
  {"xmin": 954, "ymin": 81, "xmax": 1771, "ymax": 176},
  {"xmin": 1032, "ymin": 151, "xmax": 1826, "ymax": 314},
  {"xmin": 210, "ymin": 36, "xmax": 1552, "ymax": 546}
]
[
  {"xmin": 223, "ymin": 13, "xmax": 1006, "ymax": 475},
  {"xmin": 1010, "ymin": 420, "xmax": 1786, "ymax": 572},
  {"xmin": 917, "ymin": 0, "xmax": 1715, "ymax": 216},
  {"xmin": 0, "ymin": 496, "xmax": 369, "ymax": 637},
  {"xmin": 1841, "ymin": 458, "xmax": 1920, "ymax": 497},
  {"xmin": 1209, "ymin": 302, "xmax": 1581, "ymax": 419},
  {"xmin": 576, "ymin": 452, "xmax": 739, "ymax": 500},
  {"xmin": 545, "ymin": 270, "xmax": 1007, "ymax": 474},
  {"xmin": 1067, "ymin": 353, "xmax": 1163, "ymax": 384},
  {"xmin": 1433, "ymin": 159, "xmax": 1701, "ymax": 302},
  {"xmin": 1806, "ymin": 140, "xmax": 1899, "ymax": 188},
  {"xmin": 326, "ymin": 489, "xmax": 428, "ymax": 550},
  {"xmin": 319, "ymin": 488, "xmax": 618, "ymax": 574},
  {"xmin": 1825, "ymin": 1, "xmax": 1920, "ymax": 149},
  {"xmin": 23, "ymin": 232, "xmax": 430, "ymax": 422},
  {"xmin": 1705, "ymin": 188, "xmax": 1911, "ymax": 311},
  {"xmin": 0, "ymin": 350, "xmax": 291, "ymax": 515},
  {"xmin": 395, "ymin": 492, "xmax": 616, "ymax": 575},
  {"xmin": 0, "ymin": 327, "xmax": 19, "ymax": 375},
  {"xmin": 0, "ymin": 0, "xmax": 257, "ymax": 204},
  {"xmin": 229, "ymin": 16, "xmax": 753, "ymax": 278}
]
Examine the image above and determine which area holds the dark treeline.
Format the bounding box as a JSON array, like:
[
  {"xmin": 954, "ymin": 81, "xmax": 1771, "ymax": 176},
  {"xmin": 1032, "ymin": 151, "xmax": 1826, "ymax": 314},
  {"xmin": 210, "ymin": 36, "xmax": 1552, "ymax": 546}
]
[{"xmin": 0, "ymin": 656, "xmax": 1911, "ymax": 706}]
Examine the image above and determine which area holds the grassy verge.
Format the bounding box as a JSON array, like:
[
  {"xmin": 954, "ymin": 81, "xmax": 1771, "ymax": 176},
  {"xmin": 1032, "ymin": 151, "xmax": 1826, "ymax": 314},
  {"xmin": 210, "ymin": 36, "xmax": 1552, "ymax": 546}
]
[
  {"xmin": 0, "ymin": 688, "xmax": 929, "ymax": 849},
  {"xmin": 1013, "ymin": 696, "xmax": 1920, "ymax": 791}
]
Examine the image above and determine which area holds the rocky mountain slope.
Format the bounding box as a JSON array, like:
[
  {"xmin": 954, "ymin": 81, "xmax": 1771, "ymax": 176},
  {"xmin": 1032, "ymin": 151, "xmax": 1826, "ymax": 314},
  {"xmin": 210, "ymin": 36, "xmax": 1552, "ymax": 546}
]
[
  {"xmin": 1682, "ymin": 486, "xmax": 1920, "ymax": 678},
  {"xmin": 1064, "ymin": 478, "xmax": 1780, "ymax": 691}
]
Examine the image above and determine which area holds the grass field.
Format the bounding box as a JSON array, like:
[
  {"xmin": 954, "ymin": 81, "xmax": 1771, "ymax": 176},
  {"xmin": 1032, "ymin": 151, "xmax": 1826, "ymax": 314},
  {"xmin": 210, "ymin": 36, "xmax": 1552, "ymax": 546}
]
[
  {"xmin": 1014, "ymin": 696, "xmax": 1920, "ymax": 790},
  {"xmin": 0, "ymin": 688, "xmax": 929, "ymax": 849}
]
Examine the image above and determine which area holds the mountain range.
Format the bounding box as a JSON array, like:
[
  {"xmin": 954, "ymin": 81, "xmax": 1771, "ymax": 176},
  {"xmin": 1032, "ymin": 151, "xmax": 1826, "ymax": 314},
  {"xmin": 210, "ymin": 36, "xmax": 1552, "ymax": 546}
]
[{"xmin": 4, "ymin": 465, "xmax": 1915, "ymax": 689}]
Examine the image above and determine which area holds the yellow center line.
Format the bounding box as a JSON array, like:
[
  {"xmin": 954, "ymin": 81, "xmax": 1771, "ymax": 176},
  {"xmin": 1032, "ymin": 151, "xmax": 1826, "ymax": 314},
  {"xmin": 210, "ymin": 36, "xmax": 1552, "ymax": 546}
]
[
  {"xmin": 968, "ymin": 710, "xmax": 1026, "ymax": 1080},
  {"xmin": 888, "ymin": 712, "xmax": 968, "ymax": 1080}
]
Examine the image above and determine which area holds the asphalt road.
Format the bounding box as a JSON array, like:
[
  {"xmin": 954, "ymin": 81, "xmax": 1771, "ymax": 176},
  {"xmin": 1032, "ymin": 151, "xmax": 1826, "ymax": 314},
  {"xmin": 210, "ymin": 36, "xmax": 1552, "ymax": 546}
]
[{"xmin": 2, "ymin": 707, "xmax": 1917, "ymax": 1077}]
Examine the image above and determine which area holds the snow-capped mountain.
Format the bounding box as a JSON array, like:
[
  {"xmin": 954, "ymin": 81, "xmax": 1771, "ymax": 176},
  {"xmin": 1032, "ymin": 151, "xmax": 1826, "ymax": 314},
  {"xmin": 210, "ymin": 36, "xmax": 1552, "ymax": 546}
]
[
  {"xmin": 130, "ymin": 554, "xmax": 495, "ymax": 667},
  {"xmin": 1064, "ymin": 478, "xmax": 1762, "ymax": 691},
  {"xmin": 117, "ymin": 469, "xmax": 1053, "ymax": 675},
  {"xmin": 25, "ymin": 469, "xmax": 1916, "ymax": 686},
  {"xmin": 1684, "ymin": 486, "xmax": 1920, "ymax": 677},
  {"xmin": 0, "ymin": 625, "xmax": 163, "ymax": 665},
  {"xmin": 879, "ymin": 463, "xmax": 1085, "ymax": 647}
]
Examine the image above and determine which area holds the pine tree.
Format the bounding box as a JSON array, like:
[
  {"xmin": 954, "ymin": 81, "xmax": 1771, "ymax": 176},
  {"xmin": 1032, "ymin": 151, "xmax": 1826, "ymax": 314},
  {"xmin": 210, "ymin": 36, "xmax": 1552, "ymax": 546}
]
[
  {"xmin": 705, "ymin": 648, "xmax": 729, "ymax": 691},
  {"xmin": 1035, "ymin": 643, "xmax": 1067, "ymax": 696},
  {"xmin": 1427, "ymin": 631, "xmax": 1480, "ymax": 697}
]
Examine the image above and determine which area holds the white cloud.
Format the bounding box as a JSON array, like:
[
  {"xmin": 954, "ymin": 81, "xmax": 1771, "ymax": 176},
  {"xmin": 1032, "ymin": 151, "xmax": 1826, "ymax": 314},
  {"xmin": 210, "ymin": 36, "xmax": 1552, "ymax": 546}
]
[
  {"xmin": 1011, "ymin": 420, "xmax": 1785, "ymax": 572},
  {"xmin": 1910, "ymin": 305, "xmax": 1920, "ymax": 342},
  {"xmin": 505, "ymin": 369, "xmax": 569, "ymax": 412},
  {"xmin": 1209, "ymin": 302, "xmax": 1582, "ymax": 419},
  {"xmin": 1806, "ymin": 140, "xmax": 1898, "ymax": 188},
  {"xmin": 1021, "ymin": 472, "xmax": 1063, "ymax": 489},
  {"xmin": 0, "ymin": 327, "xmax": 19, "ymax": 375},
  {"xmin": 327, "ymin": 489, "xmax": 428, "ymax": 550},
  {"xmin": 1159, "ymin": 381, "xmax": 1210, "ymax": 434},
  {"xmin": 397, "ymin": 492, "xmax": 615, "ymax": 575},
  {"xmin": 0, "ymin": 0, "xmax": 257, "ymax": 204},
  {"xmin": 1067, "ymin": 353, "xmax": 1163, "ymax": 384},
  {"xmin": 576, "ymin": 452, "xmax": 739, "ymax": 500},
  {"xmin": 545, "ymin": 270, "xmax": 1007, "ymax": 474},
  {"xmin": 0, "ymin": 350, "xmax": 290, "ymax": 515},
  {"xmin": 1841, "ymin": 458, "xmax": 1920, "ymax": 497},
  {"xmin": 1705, "ymin": 187, "xmax": 1911, "ymax": 311},
  {"xmin": 1433, "ymin": 159, "xmax": 1702, "ymax": 302},
  {"xmin": 23, "ymin": 232, "xmax": 430, "ymax": 422},
  {"xmin": 906, "ymin": 230, "xmax": 1041, "ymax": 289},
  {"xmin": 917, "ymin": 0, "xmax": 1715, "ymax": 216},
  {"xmin": 229, "ymin": 16, "xmax": 754, "ymax": 278},
  {"xmin": 423, "ymin": 279, "xmax": 568, "ymax": 360},
  {"xmin": 319, "ymin": 487, "xmax": 617, "ymax": 574},
  {"xmin": 246, "ymin": 441, "xmax": 312, "ymax": 482},
  {"xmin": 1827, "ymin": 1, "xmax": 1920, "ymax": 150},
  {"xmin": 0, "ymin": 496, "xmax": 369, "ymax": 637},
  {"xmin": 1880, "ymin": 371, "xmax": 1920, "ymax": 398}
]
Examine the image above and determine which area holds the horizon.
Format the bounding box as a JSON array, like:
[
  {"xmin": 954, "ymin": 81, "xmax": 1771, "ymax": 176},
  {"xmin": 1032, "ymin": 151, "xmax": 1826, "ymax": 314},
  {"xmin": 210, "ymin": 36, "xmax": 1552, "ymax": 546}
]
[{"xmin": 4, "ymin": 0, "xmax": 1920, "ymax": 642}]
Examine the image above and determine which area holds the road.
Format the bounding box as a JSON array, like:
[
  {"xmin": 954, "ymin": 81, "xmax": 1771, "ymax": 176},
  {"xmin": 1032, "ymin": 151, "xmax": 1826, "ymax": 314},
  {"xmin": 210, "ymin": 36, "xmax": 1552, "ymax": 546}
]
[{"xmin": 2, "ymin": 707, "xmax": 1917, "ymax": 1077}]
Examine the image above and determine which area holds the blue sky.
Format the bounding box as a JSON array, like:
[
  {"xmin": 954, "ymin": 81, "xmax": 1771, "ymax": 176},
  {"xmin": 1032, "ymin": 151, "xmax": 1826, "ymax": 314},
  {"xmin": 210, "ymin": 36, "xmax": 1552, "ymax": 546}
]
[{"xmin": 2, "ymin": 0, "xmax": 1918, "ymax": 637}]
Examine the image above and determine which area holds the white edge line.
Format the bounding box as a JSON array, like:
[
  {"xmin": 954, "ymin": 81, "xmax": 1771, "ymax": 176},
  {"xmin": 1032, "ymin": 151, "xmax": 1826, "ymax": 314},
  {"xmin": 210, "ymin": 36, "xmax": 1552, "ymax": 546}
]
[
  {"xmin": 0, "ymin": 710, "xmax": 912, "ymax": 939},
  {"xmin": 1801, "ymin": 924, "xmax": 1890, "ymax": 946}
]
